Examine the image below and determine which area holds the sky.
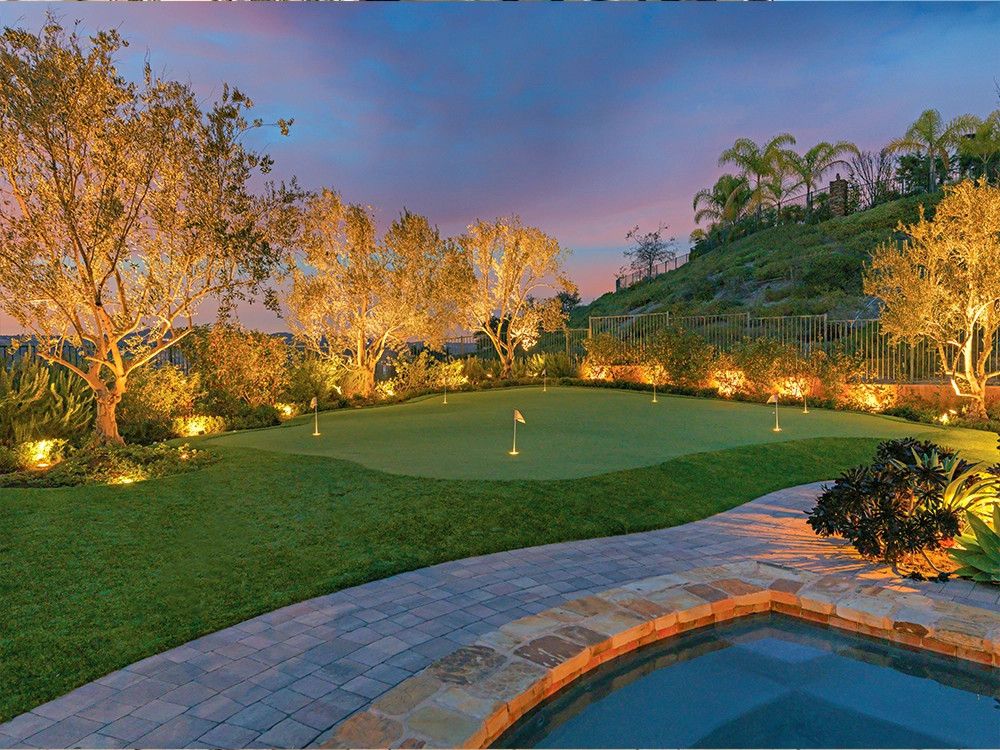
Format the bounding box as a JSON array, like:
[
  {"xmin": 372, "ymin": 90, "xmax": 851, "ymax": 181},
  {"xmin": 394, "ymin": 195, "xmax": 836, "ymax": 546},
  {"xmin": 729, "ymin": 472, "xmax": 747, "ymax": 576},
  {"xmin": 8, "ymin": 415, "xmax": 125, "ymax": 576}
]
[{"xmin": 1, "ymin": 2, "xmax": 1000, "ymax": 334}]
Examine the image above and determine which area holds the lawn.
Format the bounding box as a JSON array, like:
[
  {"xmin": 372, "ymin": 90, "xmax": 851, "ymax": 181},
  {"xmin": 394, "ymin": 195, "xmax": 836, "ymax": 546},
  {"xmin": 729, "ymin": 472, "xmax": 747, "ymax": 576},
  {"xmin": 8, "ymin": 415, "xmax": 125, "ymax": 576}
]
[
  {"xmin": 1, "ymin": 388, "xmax": 994, "ymax": 722},
  {"xmin": 201, "ymin": 386, "xmax": 998, "ymax": 479}
]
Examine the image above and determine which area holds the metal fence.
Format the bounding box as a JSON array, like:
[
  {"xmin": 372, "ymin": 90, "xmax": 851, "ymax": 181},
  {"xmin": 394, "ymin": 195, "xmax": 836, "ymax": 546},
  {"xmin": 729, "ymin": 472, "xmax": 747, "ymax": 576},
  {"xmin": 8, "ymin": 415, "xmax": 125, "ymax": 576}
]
[
  {"xmin": 0, "ymin": 341, "xmax": 190, "ymax": 373},
  {"xmin": 586, "ymin": 311, "xmax": 1000, "ymax": 385},
  {"xmin": 615, "ymin": 254, "xmax": 690, "ymax": 292},
  {"xmin": 443, "ymin": 328, "xmax": 589, "ymax": 361}
]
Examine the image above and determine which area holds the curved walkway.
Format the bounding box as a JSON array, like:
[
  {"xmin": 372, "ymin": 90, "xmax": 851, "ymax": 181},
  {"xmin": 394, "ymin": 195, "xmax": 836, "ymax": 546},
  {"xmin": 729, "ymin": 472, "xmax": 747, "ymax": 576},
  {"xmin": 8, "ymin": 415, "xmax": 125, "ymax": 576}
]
[{"xmin": 2, "ymin": 482, "xmax": 998, "ymax": 749}]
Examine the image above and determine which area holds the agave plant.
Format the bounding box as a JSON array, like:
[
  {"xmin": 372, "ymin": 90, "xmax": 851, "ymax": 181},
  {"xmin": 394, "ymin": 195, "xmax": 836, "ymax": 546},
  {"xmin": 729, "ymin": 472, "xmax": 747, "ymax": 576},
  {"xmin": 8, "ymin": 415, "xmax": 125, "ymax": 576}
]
[
  {"xmin": 949, "ymin": 506, "xmax": 1000, "ymax": 584},
  {"xmin": 888, "ymin": 447, "xmax": 1000, "ymax": 531}
]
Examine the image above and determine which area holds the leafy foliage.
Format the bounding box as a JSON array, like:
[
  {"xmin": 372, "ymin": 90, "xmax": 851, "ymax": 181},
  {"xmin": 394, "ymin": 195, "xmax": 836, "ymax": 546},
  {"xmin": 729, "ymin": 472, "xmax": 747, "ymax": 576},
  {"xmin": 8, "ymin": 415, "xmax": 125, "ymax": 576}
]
[
  {"xmin": 181, "ymin": 326, "xmax": 290, "ymax": 416},
  {"xmin": 806, "ymin": 438, "xmax": 968, "ymax": 563},
  {"xmin": 644, "ymin": 327, "xmax": 713, "ymax": 388},
  {"xmin": 0, "ymin": 17, "xmax": 296, "ymax": 444},
  {"xmin": 0, "ymin": 359, "xmax": 93, "ymax": 448},
  {"xmin": 0, "ymin": 443, "xmax": 216, "ymax": 488},
  {"xmin": 949, "ymin": 505, "xmax": 1000, "ymax": 584}
]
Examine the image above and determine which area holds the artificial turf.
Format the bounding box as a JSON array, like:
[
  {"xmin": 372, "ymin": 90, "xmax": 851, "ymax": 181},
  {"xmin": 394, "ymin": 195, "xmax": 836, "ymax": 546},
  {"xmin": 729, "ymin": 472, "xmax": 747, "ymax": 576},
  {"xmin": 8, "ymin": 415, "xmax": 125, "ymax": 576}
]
[
  {"xmin": 2, "ymin": 389, "xmax": 994, "ymax": 722},
  {"xmin": 202, "ymin": 386, "xmax": 999, "ymax": 479}
]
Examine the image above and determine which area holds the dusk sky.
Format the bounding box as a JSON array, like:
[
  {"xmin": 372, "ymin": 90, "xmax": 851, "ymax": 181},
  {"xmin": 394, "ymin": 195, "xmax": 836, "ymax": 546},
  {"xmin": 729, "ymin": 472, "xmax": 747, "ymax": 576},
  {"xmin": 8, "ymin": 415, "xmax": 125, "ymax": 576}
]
[{"xmin": 2, "ymin": 2, "xmax": 999, "ymax": 334}]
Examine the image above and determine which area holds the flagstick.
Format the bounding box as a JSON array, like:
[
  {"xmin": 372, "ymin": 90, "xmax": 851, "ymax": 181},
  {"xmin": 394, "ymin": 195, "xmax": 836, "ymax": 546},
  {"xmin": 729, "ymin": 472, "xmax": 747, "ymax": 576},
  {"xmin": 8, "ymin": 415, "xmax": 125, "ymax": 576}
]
[
  {"xmin": 443, "ymin": 382, "xmax": 448, "ymax": 405},
  {"xmin": 543, "ymin": 375, "xmax": 547, "ymax": 392},
  {"xmin": 510, "ymin": 417, "xmax": 519, "ymax": 456},
  {"xmin": 803, "ymin": 393, "xmax": 809, "ymax": 414},
  {"xmin": 774, "ymin": 402, "xmax": 781, "ymax": 432},
  {"xmin": 313, "ymin": 402, "xmax": 320, "ymax": 436},
  {"xmin": 652, "ymin": 382, "xmax": 657, "ymax": 403}
]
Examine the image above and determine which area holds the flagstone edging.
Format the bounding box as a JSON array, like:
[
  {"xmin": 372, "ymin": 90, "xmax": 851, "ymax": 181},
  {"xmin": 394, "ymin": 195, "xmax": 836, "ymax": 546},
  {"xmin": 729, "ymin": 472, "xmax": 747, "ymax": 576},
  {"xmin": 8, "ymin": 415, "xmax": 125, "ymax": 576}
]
[{"xmin": 320, "ymin": 560, "xmax": 1000, "ymax": 750}]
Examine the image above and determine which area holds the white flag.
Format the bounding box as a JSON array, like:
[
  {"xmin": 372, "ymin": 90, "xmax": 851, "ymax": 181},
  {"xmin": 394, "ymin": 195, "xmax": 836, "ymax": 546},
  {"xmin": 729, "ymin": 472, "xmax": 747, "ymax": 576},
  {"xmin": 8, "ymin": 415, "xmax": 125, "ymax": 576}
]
[
  {"xmin": 310, "ymin": 396, "xmax": 318, "ymax": 408},
  {"xmin": 514, "ymin": 409, "xmax": 525, "ymax": 424},
  {"xmin": 766, "ymin": 394, "xmax": 778, "ymax": 404},
  {"xmin": 541, "ymin": 369, "xmax": 547, "ymax": 376}
]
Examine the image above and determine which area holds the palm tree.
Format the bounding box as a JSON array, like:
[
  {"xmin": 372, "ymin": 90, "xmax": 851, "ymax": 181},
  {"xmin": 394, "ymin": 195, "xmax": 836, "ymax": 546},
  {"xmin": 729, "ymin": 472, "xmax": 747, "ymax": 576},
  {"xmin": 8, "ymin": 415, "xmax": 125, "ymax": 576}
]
[
  {"xmin": 958, "ymin": 111, "xmax": 1000, "ymax": 183},
  {"xmin": 885, "ymin": 109, "xmax": 979, "ymax": 192},
  {"xmin": 759, "ymin": 148, "xmax": 804, "ymax": 220},
  {"xmin": 718, "ymin": 134, "xmax": 796, "ymax": 226},
  {"xmin": 692, "ymin": 174, "xmax": 752, "ymax": 229},
  {"xmin": 787, "ymin": 141, "xmax": 859, "ymax": 214}
]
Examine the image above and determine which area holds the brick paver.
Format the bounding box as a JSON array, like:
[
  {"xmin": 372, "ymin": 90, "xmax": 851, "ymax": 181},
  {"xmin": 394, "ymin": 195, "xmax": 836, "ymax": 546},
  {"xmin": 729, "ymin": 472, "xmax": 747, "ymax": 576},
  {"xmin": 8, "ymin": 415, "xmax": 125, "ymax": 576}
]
[{"xmin": 3, "ymin": 481, "xmax": 996, "ymax": 749}]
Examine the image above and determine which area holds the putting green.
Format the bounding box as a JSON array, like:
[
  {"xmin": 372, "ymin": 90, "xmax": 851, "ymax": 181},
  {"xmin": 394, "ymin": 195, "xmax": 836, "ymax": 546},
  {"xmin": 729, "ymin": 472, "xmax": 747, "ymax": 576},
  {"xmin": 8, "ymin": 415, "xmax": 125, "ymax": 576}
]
[{"xmin": 201, "ymin": 386, "xmax": 998, "ymax": 480}]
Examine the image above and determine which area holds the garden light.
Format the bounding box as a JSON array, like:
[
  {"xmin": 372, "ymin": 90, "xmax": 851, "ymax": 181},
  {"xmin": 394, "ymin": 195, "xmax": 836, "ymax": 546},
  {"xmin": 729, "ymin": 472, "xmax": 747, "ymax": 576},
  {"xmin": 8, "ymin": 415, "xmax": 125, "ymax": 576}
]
[{"xmin": 311, "ymin": 396, "xmax": 320, "ymax": 436}]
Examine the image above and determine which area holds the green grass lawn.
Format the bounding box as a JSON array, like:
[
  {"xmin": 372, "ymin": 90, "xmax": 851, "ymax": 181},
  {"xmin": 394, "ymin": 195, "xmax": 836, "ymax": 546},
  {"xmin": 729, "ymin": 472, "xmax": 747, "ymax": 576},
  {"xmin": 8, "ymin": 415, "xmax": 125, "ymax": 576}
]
[
  {"xmin": 201, "ymin": 386, "xmax": 999, "ymax": 478},
  {"xmin": 1, "ymin": 388, "xmax": 995, "ymax": 722}
]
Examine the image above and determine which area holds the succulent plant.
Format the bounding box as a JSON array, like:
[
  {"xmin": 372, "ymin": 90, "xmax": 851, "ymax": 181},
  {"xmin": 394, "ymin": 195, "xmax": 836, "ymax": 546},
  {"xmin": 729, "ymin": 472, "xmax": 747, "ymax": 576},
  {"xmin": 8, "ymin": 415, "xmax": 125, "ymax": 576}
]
[{"xmin": 949, "ymin": 504, "xmax": 1000, "ymax": 584}]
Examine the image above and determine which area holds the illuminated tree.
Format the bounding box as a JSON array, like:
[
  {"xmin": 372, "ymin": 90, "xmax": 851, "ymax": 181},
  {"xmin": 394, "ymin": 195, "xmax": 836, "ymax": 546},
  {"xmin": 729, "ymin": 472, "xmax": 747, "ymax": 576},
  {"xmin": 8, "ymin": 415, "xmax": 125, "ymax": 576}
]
[
  {"xmin": 458, "ymin": 216, "xmax": 575, "ymax": 379},
  {"xmin": 284, "ymin": 189, "xmax": 467, "ymax": 397},
  {"xmin": 0, "ymin": 18, "xmax": 295, "ymax": 444},
  {"xmin": 886, "ymin": 109, "xmax": 979, "ymax": 192},
  {"xmin": 957, "ymin": 111, "xmax": 1000, "ymax": 183},
  {"xmin": 864, "ymin": 179, "xmax": 1000, "ymax": 420}
]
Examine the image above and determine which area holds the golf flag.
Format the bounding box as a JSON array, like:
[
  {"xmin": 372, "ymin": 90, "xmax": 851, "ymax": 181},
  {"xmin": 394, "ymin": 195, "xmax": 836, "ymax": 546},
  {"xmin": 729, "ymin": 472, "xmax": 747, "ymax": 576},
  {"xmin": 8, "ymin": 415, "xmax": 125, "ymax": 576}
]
[
  {"xmin": 310, "ymin": 397, "xmax": 318, "ymax": 408},
  {"xmin": 540, "ymin": 369, "xmax": 546, "ymax": 377},
  {"xmin": 514, "ymin": 409, "xmax": 525, "ymax": 423},
  {"xmin": 766, "ymin": 394, "xmax": 778, "ymax": 404}
]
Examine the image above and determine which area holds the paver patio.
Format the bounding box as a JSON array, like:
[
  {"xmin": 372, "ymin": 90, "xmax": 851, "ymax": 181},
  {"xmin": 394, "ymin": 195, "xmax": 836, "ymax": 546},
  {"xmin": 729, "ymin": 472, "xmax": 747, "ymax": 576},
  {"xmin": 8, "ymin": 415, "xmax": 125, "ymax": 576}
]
[{"xmin": 3, "ymin": 480, "xmax": 997, "ymax": 749}]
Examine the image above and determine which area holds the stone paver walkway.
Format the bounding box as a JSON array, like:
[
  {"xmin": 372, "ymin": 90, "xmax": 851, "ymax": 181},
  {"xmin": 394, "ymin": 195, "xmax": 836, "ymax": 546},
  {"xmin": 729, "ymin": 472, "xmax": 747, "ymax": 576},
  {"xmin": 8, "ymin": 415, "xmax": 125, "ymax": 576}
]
[{"xmin": 3, "ymin": 481, "xmax": 998, "ymax": 749}]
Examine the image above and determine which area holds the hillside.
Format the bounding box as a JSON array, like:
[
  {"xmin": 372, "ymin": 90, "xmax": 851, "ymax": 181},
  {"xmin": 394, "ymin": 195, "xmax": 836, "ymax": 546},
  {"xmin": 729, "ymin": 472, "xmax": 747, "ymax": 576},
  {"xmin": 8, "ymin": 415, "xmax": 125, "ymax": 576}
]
[{"xmin": 570, "ymin": 193, "xmax": 942, "ymax": 326}]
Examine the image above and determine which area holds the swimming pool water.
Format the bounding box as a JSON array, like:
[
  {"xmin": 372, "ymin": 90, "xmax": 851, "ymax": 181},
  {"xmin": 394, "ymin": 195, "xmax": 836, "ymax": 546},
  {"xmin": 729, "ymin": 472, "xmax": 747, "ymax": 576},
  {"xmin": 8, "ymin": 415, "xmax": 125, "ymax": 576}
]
[{"xmin": 494, "ymin": 613, "xmax": 1000, "ymax": 748}]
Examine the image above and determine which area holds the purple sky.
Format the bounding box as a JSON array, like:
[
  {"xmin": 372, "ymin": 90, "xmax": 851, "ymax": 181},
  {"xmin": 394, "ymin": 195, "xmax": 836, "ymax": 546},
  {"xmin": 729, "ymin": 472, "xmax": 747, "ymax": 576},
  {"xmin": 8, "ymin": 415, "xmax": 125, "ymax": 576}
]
[{"xmin": 2, "ymin": 2, "xmax": 1000, "ymax": 334}]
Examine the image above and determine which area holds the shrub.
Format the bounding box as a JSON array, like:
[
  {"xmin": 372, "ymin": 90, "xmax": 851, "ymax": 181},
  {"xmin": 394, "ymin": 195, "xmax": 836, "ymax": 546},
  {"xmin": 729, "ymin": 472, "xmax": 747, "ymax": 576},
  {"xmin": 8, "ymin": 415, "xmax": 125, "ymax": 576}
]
[
  {"xmin": 182, "ymin": 325, "xmax": 290, "ymax": 415},
  {"xmin": 949, "ymin": 506, "xmax": 1000, "ymax": 584},
  {"xmin": 582, "ymin": 334, "xmax": 636, "ymax": 379},
  {"xmin": 522, "ymin": 352, "xmax": 580, "ymax": 379},
  {"xmin": 392, "ymin": 350, "xmax": 467, "ymax": 393},
  {"xmin": 643, "ymin": 327, "xmax": 713, "ymax": 389},
  {"xmin": 0, "ymin": 443, "xmax": 217, "ymax": 488},
  {"xmin": 806, "ymin": 438, "xmax": 967, "ymax": 564},
  {"xmin": 284, "ymin": 355, "xmax": 344, "ymax": 406},
  {"xmin": 117, "ymin": 364, "xmax": 202, "ymax": 444},
  {"xmin": 461, "ymin": 356, "xmax": 499, "ymax": 384},
  {"xmin": 223, "ymin": 404, "xmax": 281, "ymax": 432},
  {"xmin": 0, "ymin": 359, "xmax": 94, "ymax": 448}
]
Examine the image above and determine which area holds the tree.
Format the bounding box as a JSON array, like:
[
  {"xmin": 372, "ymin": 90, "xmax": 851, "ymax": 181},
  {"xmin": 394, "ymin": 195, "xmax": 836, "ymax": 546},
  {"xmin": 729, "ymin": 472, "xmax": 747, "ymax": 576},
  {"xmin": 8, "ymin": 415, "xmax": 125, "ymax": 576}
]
[
  {"xmin": 847, "ymin": 149, "xmax": 897, "ymax": 210},
  {"xmin": 957, "ymin": 111, "xmax": 1000, "ymax": 183},
  {"xmin": 556, "ymin": 290, "xmax": 582, "ymax": 315},
  {"xmin": 284, "ymin": 189, "xmax": 467, "ymax": 397},
  {"xmin": 787, "ymin": 141, "xmax": 858, "ymax": 215},
  {"xmin": 0, "ymin": 18, "xmax": 295, "ymax": 445},
  {"xmin": 886, "ymin": 109, "xmax": 979, "ymax": 192},
  {"xmin": 864, "ymin": 179, "xmax": 1000, "ymax": 420},
  {"xmin": 623, "ymin": 223, "xmax": 676, "ymax": 280},
  {"xmin": 718, "ymin": 133, "xmax": 796, "ymax": 226},
  {"xmin": 692, "ymin": 174, "xmax": 751, "ymax": 231},
  {"xmin": 458, "ymin": 216, "xmax": 575, "ymax": 379}
]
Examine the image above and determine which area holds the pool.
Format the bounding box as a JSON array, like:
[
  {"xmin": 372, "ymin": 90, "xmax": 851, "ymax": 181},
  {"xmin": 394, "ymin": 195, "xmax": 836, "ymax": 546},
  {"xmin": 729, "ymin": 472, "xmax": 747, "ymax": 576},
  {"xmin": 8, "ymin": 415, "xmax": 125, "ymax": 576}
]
[{"xmin": 494, "ymin": 613, "xmax": 1000, "ymax": 748}]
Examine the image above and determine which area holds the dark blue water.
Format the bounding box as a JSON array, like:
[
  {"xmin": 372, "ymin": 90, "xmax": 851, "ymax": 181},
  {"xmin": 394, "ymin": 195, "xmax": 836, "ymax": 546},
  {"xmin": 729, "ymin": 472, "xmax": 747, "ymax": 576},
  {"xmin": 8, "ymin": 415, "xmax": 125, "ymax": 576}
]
[{"xmin": 494, "ymin": 614, "xmax": 1000, "ymax": 748}]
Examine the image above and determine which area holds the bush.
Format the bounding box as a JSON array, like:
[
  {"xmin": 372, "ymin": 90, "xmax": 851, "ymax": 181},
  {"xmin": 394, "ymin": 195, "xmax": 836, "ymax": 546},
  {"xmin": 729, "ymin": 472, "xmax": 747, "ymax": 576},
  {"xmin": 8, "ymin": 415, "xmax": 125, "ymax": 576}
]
[
  {"xmin": 0, "ymin": 359, "xmax": 94, "ymax": 448},
  {"xmin": 223, "ymin": 404, "xmax": 281, "ymax": 432},
  {"xmin": 806, "ymin": 438, "xmax": 966, "ymax": 564},
  {"xmin": 118, "ymin": 364, "xmax": 202, "ymax": 444},
  {"xmin": 644, "ymin": 327, "xmax": 713, "ymax": 389},
  {"xmin": 182, "ymin": 325, "xmax": 290, "ymax": 415},
  {"xmin": 285, "ymin": 355, "xmax": 344, "ymax": 407},
  {"xmin": 0, "ymin": 443, "xmax": 217, "ymax": 488},
  {"xmin": 0, "ymin": 445, "xmax": 21, "ymax": 474},
  {"xmin": 391, "ymin": 350, "xmax": 467, "ymax": 394}
]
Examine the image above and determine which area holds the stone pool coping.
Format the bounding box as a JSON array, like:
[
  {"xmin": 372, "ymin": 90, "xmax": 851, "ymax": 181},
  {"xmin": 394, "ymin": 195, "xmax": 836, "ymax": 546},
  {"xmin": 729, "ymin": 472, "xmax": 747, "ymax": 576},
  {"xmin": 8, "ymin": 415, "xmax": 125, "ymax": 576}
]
[{"xmin": 321, "ymin": 560, "xmax": 1000, "ymax": 749}]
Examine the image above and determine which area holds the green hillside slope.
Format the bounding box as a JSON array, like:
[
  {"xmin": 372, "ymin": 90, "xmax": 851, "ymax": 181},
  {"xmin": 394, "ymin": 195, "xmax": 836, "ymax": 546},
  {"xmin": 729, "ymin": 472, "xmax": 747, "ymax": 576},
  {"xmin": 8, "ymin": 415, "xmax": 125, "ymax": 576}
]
[{"xmin": 572, "ymin": 193, "xmax": 942, "ymax": 326}]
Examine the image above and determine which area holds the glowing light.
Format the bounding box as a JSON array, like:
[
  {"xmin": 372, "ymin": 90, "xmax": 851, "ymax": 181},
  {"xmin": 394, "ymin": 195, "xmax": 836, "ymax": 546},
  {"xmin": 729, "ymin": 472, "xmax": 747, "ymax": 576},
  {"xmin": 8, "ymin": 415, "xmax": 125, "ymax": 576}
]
[
  {"xmin": 937, "ymin": 408, "xmax": 958, "ymax": 424},
  {"xmin": 276, "ymin": 403, "xmax": 294, "ymax": 418},
  {"xmin": 175, "ymin": 416, "xmax": 214, "ymax": 437},
  {"xmin": 712, "ymin": 369, "xmax": 747, "ymax": 397}
]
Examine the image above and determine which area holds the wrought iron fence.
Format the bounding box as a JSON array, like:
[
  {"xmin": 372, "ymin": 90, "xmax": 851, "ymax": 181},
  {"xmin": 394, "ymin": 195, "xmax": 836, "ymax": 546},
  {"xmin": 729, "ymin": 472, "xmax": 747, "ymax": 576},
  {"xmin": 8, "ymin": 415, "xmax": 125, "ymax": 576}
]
[
  {"xmin": 443, "ymin": 328, "xmax": 589, "ymax": 361},
  {"xmin": 615, "ymin": 254, "xmax": 690, "ymax": 292},
  {"xmin": 585, "ymin": 311, "xmax": 1000, "ymax": 385},
  {"xmin": 0, "ymin": 341, "xmax": 190, "ymax": 373}
]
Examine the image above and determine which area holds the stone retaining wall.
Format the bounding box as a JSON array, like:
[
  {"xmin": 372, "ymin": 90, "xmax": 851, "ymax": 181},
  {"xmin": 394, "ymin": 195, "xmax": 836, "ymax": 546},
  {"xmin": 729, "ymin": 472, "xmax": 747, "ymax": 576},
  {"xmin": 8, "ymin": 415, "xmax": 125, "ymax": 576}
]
[{"xmin": 321, "ymin": 561, "xmax": 1000, "ymax": 749}]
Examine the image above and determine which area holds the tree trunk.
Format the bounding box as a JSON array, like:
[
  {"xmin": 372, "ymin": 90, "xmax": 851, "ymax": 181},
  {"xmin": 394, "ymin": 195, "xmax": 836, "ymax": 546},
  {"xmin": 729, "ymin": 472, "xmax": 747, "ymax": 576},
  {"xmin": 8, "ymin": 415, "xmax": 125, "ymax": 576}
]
[
  {"xmin": 500, "ymin": 350, "xmax": 514, "ymax": 379},
  {"xmin": 93, "ymin": 389, "xmax": 124, "ymax": 447}
]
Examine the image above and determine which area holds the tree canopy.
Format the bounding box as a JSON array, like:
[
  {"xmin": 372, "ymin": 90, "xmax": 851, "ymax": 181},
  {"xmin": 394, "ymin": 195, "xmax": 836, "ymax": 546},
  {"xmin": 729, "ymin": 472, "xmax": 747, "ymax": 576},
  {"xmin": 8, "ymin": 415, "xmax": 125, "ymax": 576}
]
[{"xmin": 0, "ymin": 17, "xmax": 296, "ymax": 444}]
